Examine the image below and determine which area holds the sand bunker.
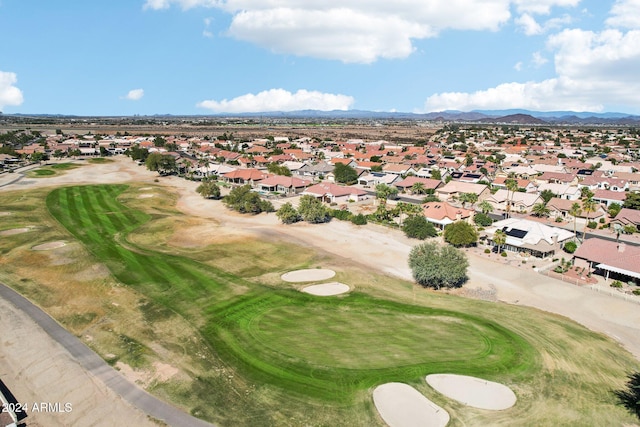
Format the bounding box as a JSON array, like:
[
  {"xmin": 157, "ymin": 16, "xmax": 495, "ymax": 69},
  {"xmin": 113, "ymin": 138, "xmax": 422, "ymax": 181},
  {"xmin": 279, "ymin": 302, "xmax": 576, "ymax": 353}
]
[
  {"xmin": 0, "ymin": 227, "xmax": 32, "ymax": 236},
  {"xmin": 302, "ymin": 282, "xmax": 350, "ymax": 296},
  {"xmin": 374, "ymin": 383, "xmax": 449, "ymax": 427},
  {"xmin": 281, "ymin": 268, "xmax": 336, "ymax": 282},
  {"xmin": 426, "ymin": 374, "xmax": 516, "ymax": 410},
  {"xmin": 138, "ymin": 193, "xmax": 154, "ymax": 198},
  {"xmin": 0, "ymin": 211, "xmax": 12, "ymax": 216},
  {"xmin": 32, "ymin": 241, "xmax": 67, "ymax": 251}
]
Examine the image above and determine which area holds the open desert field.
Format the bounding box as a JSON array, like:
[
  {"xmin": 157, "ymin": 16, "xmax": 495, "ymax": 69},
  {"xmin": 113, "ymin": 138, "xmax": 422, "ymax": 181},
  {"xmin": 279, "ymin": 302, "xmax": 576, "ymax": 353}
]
[{"xmin": 0, "ymin": 156, "xmax": 639, "ymax": 426}]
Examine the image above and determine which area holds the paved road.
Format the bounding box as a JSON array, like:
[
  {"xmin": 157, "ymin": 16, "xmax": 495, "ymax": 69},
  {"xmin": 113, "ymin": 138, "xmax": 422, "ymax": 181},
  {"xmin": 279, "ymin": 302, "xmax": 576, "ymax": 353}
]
[{"xmin": 0, "ymin": 283, "xmax": 215, "ymax": 427}]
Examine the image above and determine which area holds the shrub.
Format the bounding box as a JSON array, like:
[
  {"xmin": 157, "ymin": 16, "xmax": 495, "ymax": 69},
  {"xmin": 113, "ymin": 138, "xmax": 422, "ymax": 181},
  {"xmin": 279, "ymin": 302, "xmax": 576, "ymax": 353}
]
[
  {"xmin": 403, "ymin": 215, "xmax": 437, "ymax": 240},
  {"xmin": 474, "ymin": 212, "xmax": 493, "ymax": 227},
  {"xmin": 599, "ymin": 218, "xmax": 605, "ymax": 224},
  {"xmin": 632, "ymin": 289, "xmax": 640, "ymax": 296},
  {"xmin": 563, "ymin": 241, "xmax": 577, "ymax": 254},
  {"xmin": 351, "ymin": 213, "xmax": 368, "ymax": 225},
  {"xmin": 501, "ymin": 252, "xmax": 507, "ymax": 257},
  {"xmin": 611, "ymin": 280, "xmax": 623, "ymax": 288},
  {"xmin": 330, "ymin": 209, "xmax": 352, "ymax": 221},
  {"xmin": 276, "ymin": 202, "xmax": 301, "ymax": 224},
  {"xmin": 443, "ymin": 221, "xmax": 478, "ymax": 247},
  {"xmin": 587, "ymin": 221, "xmax": 598, "ymax": 229},
  {"xmin": 298, "ymin": 195, "xmax": 330, "ymax": 223},
  {"xmin": 555, "ymin": 217, "xmax": 563, "ymax": 223},
  {"xmin": 408, "ymin": 242, "xmax": 469, "ymax": 289},
  {"xmin": 484, "ymin": 248, "xmax": 490, "ymax": 254},
  {"xmin": 223, "ymin": 185, "xmax": 274, "ymax": 214}
]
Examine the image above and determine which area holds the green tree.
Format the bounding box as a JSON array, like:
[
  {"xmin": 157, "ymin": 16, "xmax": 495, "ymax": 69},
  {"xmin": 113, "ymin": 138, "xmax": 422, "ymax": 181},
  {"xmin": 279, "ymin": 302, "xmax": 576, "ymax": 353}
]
[
  {"xmin": 276, "ymin": 202, "xmax": 301, "ymax": 224},
  {"xmin": 443, "ymin": 221, "xmax": 478, "ymax": 247},
  {"xmin": 196, "ymin": 181, "xmax": 221, "ymax": 199},
  {"xmin": 128, "ymin": 145, "xmax": 149, "ymax": 162},
  {"xmin": 478, "ymin": 200, "xmax": 494, "ymax": 214},
  {"xmin": 623, "ymin": 192, "xmax": 640, "ymax": 210},
  {"xmin": 297, "ymin": 195, "xmax": 330, "ymax": 223},
  {"xmin": 402, "ymin": 215, "xmax": 437, "ymax": 239},
  {"xmin": 145, "ymin": 152, "xmax": 177, "ymax": 175},
  {"xmin": 333, "ymin": 163, "xmax": 358, "ymax": 184},
  {"xmin": 493, "ymin": 229, "xmax": 507, "ymax": 254},
  {"xmin": 505, "ymin": 178, "xmax": 518, "ymax": 218},
  {"xmin": 223, "ymin": 185, "xmax": 274, "ymax": 214},
  {"xmin": 153, "ymin": 136, "xmax": 167, "ymax": 147},
  {"xmin": 458, "ymin": 192, "xmax": 478, "ymax": 209},
  {"xmin": 569, "ymin": 202, "xmax": 582, "ymax": 240},
  {"xmin": 614, "ymin": 371, "xmax": 640, "ymax": 420},
  {"xmin": 411, "ymin": 182, "xmax": 427, "ymax": 195},
  {"xmin": 408, "ymin": 242, "xmax": 469, "ymax": 289},
  {"xmin": 375, "ymin": 183, "xmax": 398, "ymax": 205},
  {"xmin": 540, "ymin": 189, "xmax": 556, "ymax": 204},
  {"xmin": 267, "ymin": 162, "xmax": 292, "ymax": 176},
  {"xmin": 474, "ymin": 213, "xmax": 493, "ymax": 227},
  {"xmin": 430, "ymin": 168, "xmax": 442, "ymax": 180},
  {"xmin": 608, "ymin": 202, "xmax": 622, "ymax": 218},
  {"xmin": 581, "ymin": 198, "xmax": 599, "ymax": 242},
  {"xmin": 531, "ymin": 202, "xmax": 551, "ymax": 218}
]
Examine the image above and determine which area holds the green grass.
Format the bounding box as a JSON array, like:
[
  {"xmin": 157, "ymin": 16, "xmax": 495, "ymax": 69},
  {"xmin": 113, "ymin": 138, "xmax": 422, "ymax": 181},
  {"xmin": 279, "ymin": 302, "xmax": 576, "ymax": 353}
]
[
  {"xmin": 88, "ymin": 157, "xmax": 114, "ymax": 164},
  {"xmin": 13, "ymin": 183, "xmax": 633, "ymax": 426},
  {"xmin": 27, "ymin": 162, "xmax": 82, "ymax": 177}
]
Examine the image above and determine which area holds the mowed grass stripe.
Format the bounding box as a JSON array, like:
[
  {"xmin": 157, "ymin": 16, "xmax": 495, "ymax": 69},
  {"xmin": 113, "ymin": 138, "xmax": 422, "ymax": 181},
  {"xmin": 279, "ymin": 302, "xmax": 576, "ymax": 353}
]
[{"xmin": 47, "ymin": 184, "xmax": 537, "ymax": 404}]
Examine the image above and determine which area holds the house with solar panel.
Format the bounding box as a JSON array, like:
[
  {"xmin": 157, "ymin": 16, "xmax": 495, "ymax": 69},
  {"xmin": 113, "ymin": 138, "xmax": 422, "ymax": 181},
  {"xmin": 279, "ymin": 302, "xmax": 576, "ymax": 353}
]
[{"xmin": 481, "ymin": 218, "xmax": 574, "ymax": 258}]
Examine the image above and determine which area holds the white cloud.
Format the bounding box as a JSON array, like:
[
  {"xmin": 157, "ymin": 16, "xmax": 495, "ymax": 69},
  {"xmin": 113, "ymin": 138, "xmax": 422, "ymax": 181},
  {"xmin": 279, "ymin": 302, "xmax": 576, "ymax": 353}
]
[
  {"xmin": 532, "ymin": 51, "xmax": 548, "ymax": 66},
  {"xmin": 145, "ymin": 0, "xmax": 515, "ymax": 63},
  {"xmin": 606, "ymin": 0, "xmax": 640, "ymax": 29},
  {"xmin": 516, "ymin": 13, "xmax": 543, "ymax": 35},
  {"xmin": 423, "ymin": 27, "xmax": 640, "ymax": 113},
  {"xmin": 196, "ymin": 88, "xmax": 355, "ymax": 113},
  {"xmin": 513, "ymin": 0, "xmax": 581, "ymax": 15},
  {"xmin": 124, "ymin": 89, "xmax": 144, "ymax": 101},
  {"xmin": 0, "ymin": 71, "xmax": 24, "ymax": 111},
  {"xmin": 514, "ymin": 61, "xmax": 523, "ymax": 71}
]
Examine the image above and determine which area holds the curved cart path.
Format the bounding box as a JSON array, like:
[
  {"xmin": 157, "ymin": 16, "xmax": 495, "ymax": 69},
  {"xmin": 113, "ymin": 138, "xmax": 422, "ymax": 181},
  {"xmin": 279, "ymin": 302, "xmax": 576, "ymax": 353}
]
[{"xmin": 0, "ymin": 283, "xmax": 214, "ymax": 427}]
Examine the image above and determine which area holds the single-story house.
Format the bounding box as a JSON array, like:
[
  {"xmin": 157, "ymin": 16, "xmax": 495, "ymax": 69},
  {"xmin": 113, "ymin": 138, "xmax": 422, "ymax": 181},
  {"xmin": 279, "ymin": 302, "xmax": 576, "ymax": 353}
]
[
  {"xmin": 546, "ymin": 197, "xmax": 607, "ymax": 222},
  {"xmin": 295, "ymin": 161, "xmax": 334, "ymax": 179},
  {"xmin": 222, "ymin": 168, "xmax": 269, "ymax": 186},
  {"xmin": 592, "ymin": 189, "xmax": 626, "ymax": 208},
  {"xmin": 422, "ymin": 202, "xmax": 474, "ymax": 230},
  {"xmin": 492, "ymin": 177, "xmax": 538, "ymax": 193},
  {"xmin": 537, "ymin": 183, "xmax": 581, "ymax": 200},
  {"xmin": 382, "ymin": 163, "xmax": 416, "ymax": 176},
  {"xmin": 574, "ymin": 238, "xmax": 640, "ymax": 283},
  {"xmin": 435, "ymin": 181, "xmax": 490, "ymax": 202},
  {"xmin": 358, "ymin": 172, "xmax": 399, "ymax": 188},
  {"xmin": 394, "ymin": 176, "xmax": 442, "ymax": 194},
  {"xmin": 257, "ymin": 175, "xmax": 312, "ymax": 195},
  {"xmin": 483, "ymin": 189, "xmax": 542, "ymax": 214},
  {"xmin": 482, "ymin": 218, "xmax": 574, "ymax": 258},
  {"xmin": 302, "ymin": 183, "xmax": 369, "ymax": 204},
  {"xmin": 611, "ymin": 208, "xmax": 640, "ymax": 232}
]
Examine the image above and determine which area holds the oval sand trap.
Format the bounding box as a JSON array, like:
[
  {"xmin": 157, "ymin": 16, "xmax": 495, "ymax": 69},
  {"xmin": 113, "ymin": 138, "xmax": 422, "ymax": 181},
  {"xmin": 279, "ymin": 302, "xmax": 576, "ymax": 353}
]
[
  {"xmin": 302, "ymin": 282, "xmax": 350, "ymax": 296},
  {"xmin": 374, "ymin": 383, "xmax": 449, "ymax": 427},
  {"xmin": 426, "ymin": 374, "xmax": 516, "ymax": 410},
  {"xmin": 32, "ymin": 241, "xmax": 67, "ymax": 251},
  {"xmin": 0, "ymin": 227, "xmax": 32, "ymax": 236},
  {"xmin": 281, "ymin": 269, "xmax": 336, "ymax": 282},
  {"xmin": 138, "ymin": 193, "xmax": 154, "ymax": 198}
]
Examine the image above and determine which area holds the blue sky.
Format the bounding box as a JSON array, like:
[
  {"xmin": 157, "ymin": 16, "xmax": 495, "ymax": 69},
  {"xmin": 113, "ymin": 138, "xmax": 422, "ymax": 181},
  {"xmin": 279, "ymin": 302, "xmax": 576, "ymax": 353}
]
[{"xmin": 1, "ymin": 0, "xmax": 639, "ymax": 115}]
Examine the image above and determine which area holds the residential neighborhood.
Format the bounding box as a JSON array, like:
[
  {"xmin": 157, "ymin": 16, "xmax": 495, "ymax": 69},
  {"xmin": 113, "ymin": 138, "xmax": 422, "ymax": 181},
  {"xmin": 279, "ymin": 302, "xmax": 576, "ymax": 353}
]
[{"xmin": 2, "ymin": 122, "xmax": 640, "ymax": 286}]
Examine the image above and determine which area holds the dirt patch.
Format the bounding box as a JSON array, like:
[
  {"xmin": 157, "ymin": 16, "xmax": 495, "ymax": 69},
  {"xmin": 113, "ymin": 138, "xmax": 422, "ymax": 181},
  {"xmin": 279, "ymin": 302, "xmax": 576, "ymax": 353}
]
[
  {"xmin": 32, "ymin": 241, "xmax": 67, "ymax": 251},
  {"xmin": 0, "ymin": 211, "xmax": 12, "ymax": 216},
  {"xmin": 373, "ymin": 382, "xmax": 449, "ymax": 427},
  {"xmin": 426, "ymin": 374, "xmax": 517, "ymax": 410},
  {"xmin": 0, "ymin": 227, "xmax": 32, "ymax": 236},
  {"xmin": 281, "ymin": 269, "xmax": 336, "ymax": 282},
  {"xmin": 115, "ymin": 361, "xmax": 180, "ymax": 387},
  {"xmin": 302, "ymin": 282, "xmax": 350, "ymax": 296}
]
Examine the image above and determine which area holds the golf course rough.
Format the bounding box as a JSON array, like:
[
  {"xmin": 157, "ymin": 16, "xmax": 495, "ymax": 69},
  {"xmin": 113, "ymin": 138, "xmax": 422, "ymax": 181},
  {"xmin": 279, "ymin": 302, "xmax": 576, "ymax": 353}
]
[{"xmin": 46, "ymin": 185, "xmax": 538, "ymax": 419}]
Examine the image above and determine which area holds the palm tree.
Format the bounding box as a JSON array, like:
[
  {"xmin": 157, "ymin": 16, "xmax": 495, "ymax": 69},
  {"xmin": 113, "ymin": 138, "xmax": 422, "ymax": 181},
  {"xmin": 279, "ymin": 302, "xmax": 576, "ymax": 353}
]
[
  {"xmin": 569, "ymin": 202, "xmax": 582, "ymax": 240},
  {"xmin": 411, "ymin": 182, "xmax": 427, "ymax": 195},
  {"xmin": 531, "ymin": 203, "xmax": 550, "ymax": 218},
  {"xmin": 458, "ymin": 192, "xmax": 478, "ymax": 209},
  {"xmin": 581, "ymin": 198, "xmax": 599, "ymax": 242},
  {"xmin": 493, "ymin": 229, "xmax": 507, "ymax": 254},
  {"xmin": 505, "ymin": 178, "xmax": 518, "ymax": 218},
  {"xmin": 478, "ymin": 200, "xmax": 494, "ymax": 215}
]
